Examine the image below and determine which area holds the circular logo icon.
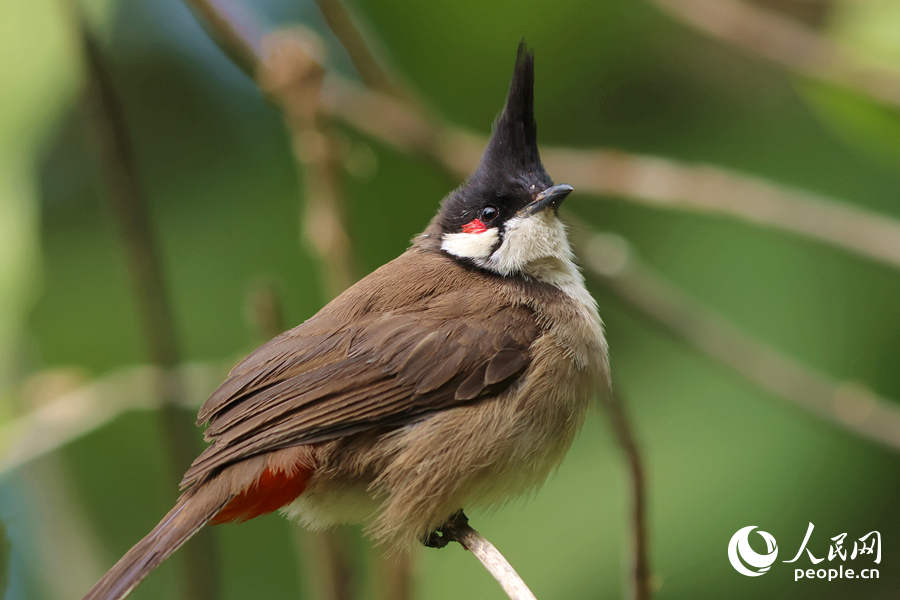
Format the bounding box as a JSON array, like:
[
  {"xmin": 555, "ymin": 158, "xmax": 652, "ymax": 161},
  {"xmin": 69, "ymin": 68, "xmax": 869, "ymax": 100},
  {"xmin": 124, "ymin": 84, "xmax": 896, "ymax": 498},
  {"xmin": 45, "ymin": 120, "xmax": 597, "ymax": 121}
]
[{"xmin": 728, "ymin": 526, "xmax": 779, "ymax": 577}]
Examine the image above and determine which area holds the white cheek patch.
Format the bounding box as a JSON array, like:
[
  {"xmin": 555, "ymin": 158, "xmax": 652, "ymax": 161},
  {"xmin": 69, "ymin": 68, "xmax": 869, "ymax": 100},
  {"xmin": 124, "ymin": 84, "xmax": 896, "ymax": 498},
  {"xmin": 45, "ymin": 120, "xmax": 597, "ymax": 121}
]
[
  {"xmin": 441, "ymin": 228, "xmax": 500, "ymax": 260},
  {"xmin": 485, "ymin": 212, "xmax": 572, "ymax": 276},
  {"xmin": 486, "ymin": 212, "xmax": 601, "ymax": 336}
]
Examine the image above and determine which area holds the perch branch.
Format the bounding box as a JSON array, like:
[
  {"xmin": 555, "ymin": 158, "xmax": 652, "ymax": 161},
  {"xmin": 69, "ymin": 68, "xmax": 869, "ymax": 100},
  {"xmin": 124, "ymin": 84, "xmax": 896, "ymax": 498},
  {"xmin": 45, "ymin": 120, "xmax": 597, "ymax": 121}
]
[
  {"xmin": 652, "ymin": 0, "xmax": 900, "ymax": 110},
  {"xmin": 78, "ymin": 17, "xmax": 219, "ymax": 600},
  {"xmin": 439, "ymin": 512, "xmax": 537, "ymax": 600},
  {"xmin": 573, "ymin": 226, "xmax": 900, "ymax": 452}
]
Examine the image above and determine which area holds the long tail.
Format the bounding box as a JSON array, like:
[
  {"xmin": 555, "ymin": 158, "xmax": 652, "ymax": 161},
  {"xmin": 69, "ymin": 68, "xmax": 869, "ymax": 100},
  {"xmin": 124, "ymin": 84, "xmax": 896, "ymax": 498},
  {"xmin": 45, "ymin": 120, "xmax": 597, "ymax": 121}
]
[
  {"xmin": 82, "ymin": 489, "xmax": 229, "ymax": 600},
  {"xmin": 82, "ymin": 447, "xmax": 315, "ymax": 600}
]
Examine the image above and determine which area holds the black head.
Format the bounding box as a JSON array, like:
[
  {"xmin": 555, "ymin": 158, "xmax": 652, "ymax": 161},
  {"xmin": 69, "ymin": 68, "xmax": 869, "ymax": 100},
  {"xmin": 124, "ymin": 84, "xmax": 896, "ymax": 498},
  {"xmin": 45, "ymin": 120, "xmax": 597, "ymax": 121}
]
[{"xmin": 433, "ymin": 41, "xmax": 565, "ymax": 237}]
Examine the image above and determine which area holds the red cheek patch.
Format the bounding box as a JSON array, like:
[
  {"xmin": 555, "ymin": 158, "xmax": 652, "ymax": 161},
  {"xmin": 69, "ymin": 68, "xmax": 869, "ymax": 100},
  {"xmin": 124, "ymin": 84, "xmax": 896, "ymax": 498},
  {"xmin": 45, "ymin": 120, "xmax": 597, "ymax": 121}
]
[{"xmin": 462, "ymin": 219, "xmax": 488, "ymax": 234}]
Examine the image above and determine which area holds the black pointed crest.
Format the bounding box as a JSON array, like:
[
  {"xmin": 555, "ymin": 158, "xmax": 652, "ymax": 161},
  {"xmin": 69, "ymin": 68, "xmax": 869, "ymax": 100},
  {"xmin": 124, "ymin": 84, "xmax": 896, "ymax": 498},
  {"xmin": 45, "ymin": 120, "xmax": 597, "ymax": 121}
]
[
  {"xmin": 427, "ymin": 41, "xmax": 555, "ymax": 236},
  {"xmin": 476, "ymin": 41, "xmax": 544, "ymax": 177}
]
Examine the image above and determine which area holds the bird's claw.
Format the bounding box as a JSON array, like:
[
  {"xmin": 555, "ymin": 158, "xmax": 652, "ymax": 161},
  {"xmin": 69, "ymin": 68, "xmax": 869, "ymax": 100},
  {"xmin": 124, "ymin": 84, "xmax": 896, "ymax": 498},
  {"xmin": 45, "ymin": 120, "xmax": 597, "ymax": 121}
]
[
  {"xmin": 423, "ymin": 530, "xmax": 450, "ymax": 549},
  {"xmin": 422, "ymin": 509, "xmax": 468, "ymax": 549}
]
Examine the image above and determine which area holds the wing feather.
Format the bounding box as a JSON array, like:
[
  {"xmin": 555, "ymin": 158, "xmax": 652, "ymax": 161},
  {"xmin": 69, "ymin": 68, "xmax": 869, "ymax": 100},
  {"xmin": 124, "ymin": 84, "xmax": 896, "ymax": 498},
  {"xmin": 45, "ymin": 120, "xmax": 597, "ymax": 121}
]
[{"xmin": 181, "ymin": 250, "xmax": 544, "ymax": 489}]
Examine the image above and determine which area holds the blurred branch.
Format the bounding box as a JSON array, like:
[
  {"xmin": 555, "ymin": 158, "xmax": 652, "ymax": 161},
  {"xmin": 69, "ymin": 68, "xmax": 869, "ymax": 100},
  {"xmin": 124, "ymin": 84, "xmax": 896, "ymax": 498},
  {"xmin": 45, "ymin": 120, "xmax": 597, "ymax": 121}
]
[
  {"xmin": 246, "ymin": 282, "xmax": 359, "ymax": 600},
  {"xmin": 259, "ymin": 30, "xmax": 358, "ymax": 298},
  {"xmin": 326, "ymin": 81, "xmax": 900, "ymax": 273},
  {"xmin": 601, "ymin": 387, "xmax": 651, "ymax": 600},
  {"xmin": 177, "ymin": 4, "xmax": 895, "ymax": 598},
  {"xmin": 179, "ymin": 0, "xmax": 900, "ymax": 273},
  {"xmin": 298, "ymin": 8, "xmax": 413, "ymax": 600},
  {"xmin": 258, "ymin": 27, "xmax": 363, "ymax": 599},
  {"xmin": 312, "ymin": 0, "xmax": 402, "ymax": 97},
  {"xmin": 544, "ymin": 149, "xmax": 900, "ymax": 273},
  {"xmin": 78, "ymin": 17, "xmax": 219, "ymax": 600},
  {"xmin": 0, "ymin": 363, "xmax": 222, "ymax": 477},
  {"xmin": 187, "ymin": 5, "xmax": 371, "ymax": 595},
  {"xmin": 573, "ymin": 227, "xmax": 900, "ymax": 452},
  {"xmin": 652, "ymin": 0, "xmax": 900, "ymax": 110},
  {"xmin": 246, "ymin": 280, "xmax": 287, "ymax": 341},
  {"xmin": 439, "ymin": 512, "xmax": 537, "ymax": 600},
  {"xmin": 183, "ymin": 0, "xmax": 263, "ymax": 78}
]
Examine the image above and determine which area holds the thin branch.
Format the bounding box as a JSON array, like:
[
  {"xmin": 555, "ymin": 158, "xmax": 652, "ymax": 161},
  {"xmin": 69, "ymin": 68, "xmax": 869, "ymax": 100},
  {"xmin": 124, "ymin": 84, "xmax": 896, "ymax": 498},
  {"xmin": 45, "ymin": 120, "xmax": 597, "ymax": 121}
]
[
  {"xmin": 324, "ymin": 79, "xmax": 900, "ymax": 273},
  {"xmin": 543, "ymin": 149, "xmax": 900, "ymax": 273},
  {"xmin": 81, "ymin": 25, "xmax": 180, "ymax": 374},
  {"xmin": 312, "ymin": 0, "xmax": 402, "ymax": 97},
  {"xmin": 439, "ymin": 512, "xmax": 537, "ymax": 600},
  {"xmin": 78, "ymin": 17, "xmax": 219, "ymax": 600},
  {"xmin": 601, "ymin": 387, "xmax": 651, "ymax": 600},
  {"xmin": 572, "ymin": 227, "xmax": 900, "ymax": 452},
  {"xmin": 176, "ymin": 0, "xmax": 900, "ymax": 275},
  {"xmin": 246, "ymin": 280, "xmax": 287, "ymax": 342},
  {"xmin": 254, "ymin": 21, "xmax": 365, "ymax": 600},
  {"xmin": 0, "ymin": 364, "xmax": 222, "ymax": 478},
  {"xmin": 259, "ymin": 29, "xmax": 358, "ymax": 298},
  {"xmin": 183, "ymin": 0, "xmax": 263, "ymax": 79},
  {"xmin": 260, "ymin": 9, "xmax": 419, "ymax": 598},
  {"xmin": 652, "ymin": 0, "xmax": 900, "ymax": 110}
]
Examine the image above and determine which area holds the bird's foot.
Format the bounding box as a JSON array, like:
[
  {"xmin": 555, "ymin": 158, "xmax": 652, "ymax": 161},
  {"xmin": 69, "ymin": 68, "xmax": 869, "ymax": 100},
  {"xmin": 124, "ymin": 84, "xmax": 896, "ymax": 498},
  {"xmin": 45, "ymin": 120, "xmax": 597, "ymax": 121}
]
[
  {"xmin": 423, "ymin": 530, "xmax": 450, "ymax": 549},
  {"xmin": 422, "ymin": 510, "xmax": 468, "ymax": 549}
]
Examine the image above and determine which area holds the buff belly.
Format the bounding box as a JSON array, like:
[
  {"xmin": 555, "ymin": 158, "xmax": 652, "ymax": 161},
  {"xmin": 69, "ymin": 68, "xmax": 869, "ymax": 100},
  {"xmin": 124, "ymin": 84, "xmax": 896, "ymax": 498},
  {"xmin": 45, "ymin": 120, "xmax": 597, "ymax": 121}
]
[{"xmin": 282, "ymin": 333, "xmax": 601, "ymax": 549}]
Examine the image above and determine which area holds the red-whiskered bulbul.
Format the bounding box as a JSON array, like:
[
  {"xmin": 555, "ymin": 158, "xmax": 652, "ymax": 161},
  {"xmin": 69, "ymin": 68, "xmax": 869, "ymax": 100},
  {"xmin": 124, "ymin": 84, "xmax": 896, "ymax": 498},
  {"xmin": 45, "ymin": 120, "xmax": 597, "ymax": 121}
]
[{"xmin": 83, "ymin": 41, "xmax": 609, "ymax": 600}]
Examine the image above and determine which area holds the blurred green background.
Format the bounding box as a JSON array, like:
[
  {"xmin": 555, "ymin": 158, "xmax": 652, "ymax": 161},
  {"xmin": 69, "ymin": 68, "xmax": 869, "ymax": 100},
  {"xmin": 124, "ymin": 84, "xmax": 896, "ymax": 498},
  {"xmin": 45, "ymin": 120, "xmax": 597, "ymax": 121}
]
[{"xmin": 2, "ymin": 0, "xmax": 899, "ymax": 598}]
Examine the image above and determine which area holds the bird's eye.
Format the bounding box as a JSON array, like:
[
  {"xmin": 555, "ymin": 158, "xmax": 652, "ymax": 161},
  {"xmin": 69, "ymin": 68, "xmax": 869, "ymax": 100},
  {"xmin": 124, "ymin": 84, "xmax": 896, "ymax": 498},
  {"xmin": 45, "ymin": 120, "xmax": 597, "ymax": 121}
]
[{"xmin": 481, "ymin": 205, "xmax": 499, "ymax": 223}]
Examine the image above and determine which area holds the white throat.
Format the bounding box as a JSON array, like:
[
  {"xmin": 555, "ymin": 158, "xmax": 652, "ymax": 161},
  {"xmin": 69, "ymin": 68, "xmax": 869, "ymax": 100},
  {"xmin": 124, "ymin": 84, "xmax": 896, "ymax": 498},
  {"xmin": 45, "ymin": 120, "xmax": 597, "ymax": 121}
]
[
  {"xmin": 442, "ymin": 210, "xmax": 605, "ymax": 373},
  {"xmin": 441, "ymin": 211, "xmax": 595, "ymax": 308}
]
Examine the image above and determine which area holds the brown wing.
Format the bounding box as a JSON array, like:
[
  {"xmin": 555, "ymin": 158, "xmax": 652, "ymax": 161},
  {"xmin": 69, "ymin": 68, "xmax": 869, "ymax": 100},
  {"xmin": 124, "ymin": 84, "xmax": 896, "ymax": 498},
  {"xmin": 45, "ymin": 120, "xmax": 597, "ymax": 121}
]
[{"xmin": 181, "ymin": 250, "xmax": 542, "ymax": 488}]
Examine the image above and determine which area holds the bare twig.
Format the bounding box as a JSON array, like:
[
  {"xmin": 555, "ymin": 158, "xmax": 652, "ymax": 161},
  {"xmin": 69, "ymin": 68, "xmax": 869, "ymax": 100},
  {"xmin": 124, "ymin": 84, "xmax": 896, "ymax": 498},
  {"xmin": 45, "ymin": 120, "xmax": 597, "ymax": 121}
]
[
  {"xmin": 0, "ymin": 364, "xmax": 223, "ymax": 477},
  {"xmin": 246, "ymin": 280, "xmax": 287, "ymax": 342},
  {"xmin": 652, "ymin": 0, "xmax": 900, "ymax": 110},
  {"xmin": 324, "ymin": 80, "xmax": 900, "ymax": 273},
  {"xmin": 259, "ymin": 30, "xmax": 358, "ymax": 298},
  {"xmin": 183, "ymin": 0, "xmax": 263, "ymax": 78},
  {"xmin": 312, "ymin": 0, "xmax": 402, "ymax": 97},
  {"xmin": 544, "ymin": 149, "xmax": 900, "ymax": 273},
  {"xmin": 574, "ymin": 228, "xmax": 900, "ymax": 452},
  {"xmin": 273, "ymin": 9, "xmax": 419, "ymax": 597},
  {"xmin": 78, "ymin": 18, "xmax": 219, "ymax": 600},
  {"xmin": 601, "ymin": 387, "xmax": 651, "ymax": 600},
  {"xmin": 152, "ymin": 3, "xmax": 900, "ymax": 598},
  {"xmin": 439, "ymin": 512, "xmax": 537, "ymax": 600},
  {"xmin": 260, "ymin": 29, "xmax": 363, "ymax": 599},
  {"xmin": 178, "ymin": 1, "xmax": 900, "ymax": 275}
]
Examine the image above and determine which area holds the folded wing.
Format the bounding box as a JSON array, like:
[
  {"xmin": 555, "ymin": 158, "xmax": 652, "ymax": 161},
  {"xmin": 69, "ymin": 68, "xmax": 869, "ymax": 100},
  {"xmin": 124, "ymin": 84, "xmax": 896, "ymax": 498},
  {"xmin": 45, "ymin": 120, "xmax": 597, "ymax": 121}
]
[{"xmin": 181, "ymin": 256, "xmax": 542, "ymax": 489}]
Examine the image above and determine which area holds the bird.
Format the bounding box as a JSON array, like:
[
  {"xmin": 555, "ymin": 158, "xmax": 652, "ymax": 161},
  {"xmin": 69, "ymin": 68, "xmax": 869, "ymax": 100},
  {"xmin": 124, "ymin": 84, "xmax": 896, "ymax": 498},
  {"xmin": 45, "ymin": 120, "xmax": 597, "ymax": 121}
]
[{"xmin": 82, "ymin": 41, "xmax": 609, "ymax": 600}]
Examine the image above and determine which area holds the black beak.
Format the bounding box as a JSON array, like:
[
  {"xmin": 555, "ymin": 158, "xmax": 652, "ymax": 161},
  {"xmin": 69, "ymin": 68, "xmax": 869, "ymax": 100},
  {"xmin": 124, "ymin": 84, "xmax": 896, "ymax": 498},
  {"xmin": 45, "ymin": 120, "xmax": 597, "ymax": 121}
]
[{"xmin": 526, "ymin": 184, "xmax": 574, "ymax": 215}]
